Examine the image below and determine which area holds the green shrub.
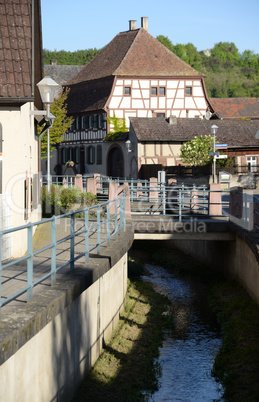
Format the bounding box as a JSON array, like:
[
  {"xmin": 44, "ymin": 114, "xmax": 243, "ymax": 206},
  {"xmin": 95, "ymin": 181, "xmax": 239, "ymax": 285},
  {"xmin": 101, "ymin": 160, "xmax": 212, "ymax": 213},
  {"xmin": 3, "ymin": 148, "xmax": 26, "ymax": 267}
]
[
  {"xmin": 81, "ymin": 192, "xmax": 98, "ymax": 208},
  {"xmin": 60, "ymin": 188, "xmax": 76, "ymax": 210},
  {"xmin": 41, "ymin": 185, "xmax": 98, "ymax": 217}
]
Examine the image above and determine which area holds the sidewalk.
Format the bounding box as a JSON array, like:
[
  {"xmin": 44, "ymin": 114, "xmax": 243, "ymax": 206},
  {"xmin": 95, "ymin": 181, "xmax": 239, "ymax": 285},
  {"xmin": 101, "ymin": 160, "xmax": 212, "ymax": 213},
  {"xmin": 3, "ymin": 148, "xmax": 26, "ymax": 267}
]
[
  {"xmin": 0, "ymin": 217, "xmax": 134, "ymax": 366},
  {"xmin": 1, "ymin": 216, "xmax": 124, "ymax": 312}
]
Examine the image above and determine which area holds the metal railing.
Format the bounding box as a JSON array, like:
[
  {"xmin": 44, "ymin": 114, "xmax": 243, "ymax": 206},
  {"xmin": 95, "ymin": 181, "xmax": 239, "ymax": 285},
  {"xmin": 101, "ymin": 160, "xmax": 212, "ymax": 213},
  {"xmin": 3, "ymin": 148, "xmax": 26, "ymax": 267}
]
[
  {"xmin": 0, "ymin": 193, "xmax": 126, "ymax": 318},
  {"xmin": 41, "ymin": 174, "xmax": 95, "ymax": 191},
  {"xmin": 233, "ymin": 191, "xmax": 259, "ymax": 231},
  {"xmin": 96, "ymin": 180, "xmax": 228, "ymax": 220},
  {"xmin": 129, "ymin": 183, "xmax": 210, "ymax": 220}
]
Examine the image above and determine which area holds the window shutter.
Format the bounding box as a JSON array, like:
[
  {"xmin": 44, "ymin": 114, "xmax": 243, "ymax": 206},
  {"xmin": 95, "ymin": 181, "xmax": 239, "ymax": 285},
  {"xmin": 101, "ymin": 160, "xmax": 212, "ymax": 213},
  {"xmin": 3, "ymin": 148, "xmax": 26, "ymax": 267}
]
[
  {"xmin": 97, "ymin": 145, "xmax": 102, "ymax": 165},
  {"xmin": 92, "ymin": 147, "xmax": 95, "ymax": 164}
]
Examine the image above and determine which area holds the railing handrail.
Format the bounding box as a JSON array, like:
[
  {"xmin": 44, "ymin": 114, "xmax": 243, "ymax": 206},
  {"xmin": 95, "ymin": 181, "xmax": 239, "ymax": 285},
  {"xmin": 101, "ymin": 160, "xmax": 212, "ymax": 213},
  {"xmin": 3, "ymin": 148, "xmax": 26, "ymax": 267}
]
[{"xmin": 0, "ymin": 193, "xmax": 126, "ymax": 318}]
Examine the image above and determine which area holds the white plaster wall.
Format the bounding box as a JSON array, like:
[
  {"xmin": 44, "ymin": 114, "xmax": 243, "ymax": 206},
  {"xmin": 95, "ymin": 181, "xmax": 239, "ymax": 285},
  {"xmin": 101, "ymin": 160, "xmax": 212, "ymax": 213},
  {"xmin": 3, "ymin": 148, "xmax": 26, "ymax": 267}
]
[
  {"xmin": 0, "ymin": 102, "xmax": 40, "ymax": 256},
  {"xmin": 194, "ymin": 98, "xmax": 207, "ymax": 109},
  {"xmin": 109, "ymin": 77, "xmax": 209, "ymax": 122}
]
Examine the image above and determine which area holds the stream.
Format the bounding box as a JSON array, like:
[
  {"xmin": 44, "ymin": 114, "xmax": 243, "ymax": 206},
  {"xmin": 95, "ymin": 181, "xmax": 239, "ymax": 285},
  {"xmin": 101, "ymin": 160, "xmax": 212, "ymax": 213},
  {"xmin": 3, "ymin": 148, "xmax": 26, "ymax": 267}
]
[{"xmin": 142, "ymin": 263, "xmax": 224, "ymax": 401}]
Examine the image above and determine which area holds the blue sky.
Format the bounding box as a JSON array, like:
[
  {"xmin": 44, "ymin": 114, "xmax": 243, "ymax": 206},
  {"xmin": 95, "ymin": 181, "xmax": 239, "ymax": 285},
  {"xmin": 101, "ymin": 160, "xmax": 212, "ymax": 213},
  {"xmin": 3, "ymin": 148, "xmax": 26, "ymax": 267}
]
[{"xmin": 41, "ymin": 0, "xmax": 259, "ymax": 54}]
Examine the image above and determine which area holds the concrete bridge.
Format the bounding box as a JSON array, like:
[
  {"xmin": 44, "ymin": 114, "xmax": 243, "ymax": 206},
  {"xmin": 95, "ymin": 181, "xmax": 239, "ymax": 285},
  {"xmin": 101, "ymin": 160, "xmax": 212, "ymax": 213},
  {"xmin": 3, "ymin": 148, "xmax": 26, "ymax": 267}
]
[
  {"xmin": 132, "ymin": 216, "xmax": 234, "ymax": 241},
  {"xmin": 0, "ymin": 183, "xmax": 259, "ymax": 401}
]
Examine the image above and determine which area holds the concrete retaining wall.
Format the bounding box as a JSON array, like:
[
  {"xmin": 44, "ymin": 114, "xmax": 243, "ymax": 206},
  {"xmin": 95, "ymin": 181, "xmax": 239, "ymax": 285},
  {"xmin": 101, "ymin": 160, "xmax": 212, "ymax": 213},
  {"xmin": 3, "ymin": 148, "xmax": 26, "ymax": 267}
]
[
  {"xmin": 0, "ymin": 225, "xmax": 134, "ymax": 402},
  {"xmin": 168, "ymin": 228, "xmax": 259, "ymax": 305}
]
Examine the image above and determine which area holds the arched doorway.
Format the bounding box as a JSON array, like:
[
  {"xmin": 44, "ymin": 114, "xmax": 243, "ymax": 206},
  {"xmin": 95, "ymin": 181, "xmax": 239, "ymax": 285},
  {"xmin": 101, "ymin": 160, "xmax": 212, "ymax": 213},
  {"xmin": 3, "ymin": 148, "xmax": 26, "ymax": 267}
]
[{"xmin": 107, "ymin": 145, "xmax": 124, "ymax": 178}]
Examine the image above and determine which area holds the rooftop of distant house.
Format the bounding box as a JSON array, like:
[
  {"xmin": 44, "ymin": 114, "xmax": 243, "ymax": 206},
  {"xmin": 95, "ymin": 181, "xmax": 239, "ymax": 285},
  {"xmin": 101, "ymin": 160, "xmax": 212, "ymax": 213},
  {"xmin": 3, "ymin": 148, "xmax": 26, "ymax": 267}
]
[
  {"xmin": 130, "ymin": 116, "xmax": 259, "ymax": 148},
  {"xmin": 44, "ymin": 61, "xmax": 84, "ymax": 86},
  {"xmin": 209, "ymin": 98, "xmax": 259, "ymax": 119}
]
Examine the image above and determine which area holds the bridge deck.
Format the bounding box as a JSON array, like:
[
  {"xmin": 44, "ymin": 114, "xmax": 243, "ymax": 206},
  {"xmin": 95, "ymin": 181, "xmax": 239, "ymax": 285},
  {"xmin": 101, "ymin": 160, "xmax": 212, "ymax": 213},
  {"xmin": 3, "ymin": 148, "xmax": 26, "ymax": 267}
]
[{"xmin": 132, "ymin": 215, "xmax": 235, "ymax": 241}]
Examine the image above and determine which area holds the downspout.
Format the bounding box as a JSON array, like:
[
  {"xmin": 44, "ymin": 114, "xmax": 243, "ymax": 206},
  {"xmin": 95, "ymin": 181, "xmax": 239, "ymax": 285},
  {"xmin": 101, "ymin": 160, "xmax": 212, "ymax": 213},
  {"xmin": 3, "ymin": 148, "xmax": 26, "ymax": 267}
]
[{"xmin": 31, "ymin": 0, "xmax": 41, "ymax": 212}]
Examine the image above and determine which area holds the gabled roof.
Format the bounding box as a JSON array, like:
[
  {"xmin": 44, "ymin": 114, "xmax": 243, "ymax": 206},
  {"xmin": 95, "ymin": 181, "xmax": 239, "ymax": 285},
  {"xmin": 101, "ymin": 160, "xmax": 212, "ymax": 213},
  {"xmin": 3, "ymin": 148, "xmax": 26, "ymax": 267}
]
[
  {"xmin": 130, "ymin": 117, "xmax": 259, "ymax": 148},
  {"xmin": 66, "ymin": 28, "xmax": 204, "ymax": 86},
  {"xmin": 66, "ymin": 76, "xmax": 114, "ymax": 115},
  {"xmin": 44, "ymin": 65, "xmax": 84, "ymax": 86},
  {"xmin": 209, "ymin": 98, "xmax": 259, "ymax": 119},
  {"xmin": 0, "ymin": 0, "xmax": 43, "ymax": 107}
]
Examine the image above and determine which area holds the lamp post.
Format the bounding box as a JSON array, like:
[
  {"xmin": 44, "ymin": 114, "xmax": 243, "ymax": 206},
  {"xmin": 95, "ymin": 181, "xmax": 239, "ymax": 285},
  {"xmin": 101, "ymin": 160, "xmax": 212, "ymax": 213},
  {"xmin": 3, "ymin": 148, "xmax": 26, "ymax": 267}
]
[
  {"xmin": 211, "ymin": 124, "xmax": 218, "ymax": 183},
  {"xmin": 37, "ymin": 76, "xmax": 59, "ymax": 192},
  {"xmin": 125, "ymin": 139, "xmax": 131, "ymax": 152}
]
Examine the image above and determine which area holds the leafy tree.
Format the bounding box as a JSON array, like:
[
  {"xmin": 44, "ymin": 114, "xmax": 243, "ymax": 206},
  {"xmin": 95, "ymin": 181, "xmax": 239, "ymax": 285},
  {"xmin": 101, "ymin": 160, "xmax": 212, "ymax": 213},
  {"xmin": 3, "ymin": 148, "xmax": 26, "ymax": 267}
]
[
  {"xmin": 156, "ymin": 35, "xmax": 175, "ymax": 52},
  {"xmin": 210, "ymin": 42, "xmax": 240, "ymax": 64},
  {"xmin": 43, "ymin": 39, "xmax": 259, "ymax": 98},
  {"xmin": 240, "ymin": 50, "xmax": 259, "ymax": 70},
  {"xmin": 106, "ymin": 115, "xmax": 128, "ymax": 141},
  {"xmin": 43, "ymin": 48, "xmax": 100, "ymax": 65},
  {"xmin": 39, "ymin": 88, "xmax": 73, "ymax": 158},
  {"xmin": 180, "ymin": 135, "xmax": 214, "ymax": 166}
]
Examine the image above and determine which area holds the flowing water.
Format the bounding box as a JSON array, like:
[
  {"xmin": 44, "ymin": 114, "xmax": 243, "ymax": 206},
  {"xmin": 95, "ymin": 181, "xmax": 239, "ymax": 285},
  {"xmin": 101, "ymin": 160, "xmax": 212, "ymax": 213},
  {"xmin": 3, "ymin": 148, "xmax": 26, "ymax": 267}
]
[{"xmin": 142, "ymin": 263, "xmax": 224, "ymax": 401}]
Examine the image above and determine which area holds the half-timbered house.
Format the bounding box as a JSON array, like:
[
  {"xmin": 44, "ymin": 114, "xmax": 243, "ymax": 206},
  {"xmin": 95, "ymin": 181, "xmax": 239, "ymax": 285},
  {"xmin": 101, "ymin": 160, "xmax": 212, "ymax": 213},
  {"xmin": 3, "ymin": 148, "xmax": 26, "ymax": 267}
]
[{"xmin": 53, "ymin": 17, "xmax": 215, "ymax": 178}]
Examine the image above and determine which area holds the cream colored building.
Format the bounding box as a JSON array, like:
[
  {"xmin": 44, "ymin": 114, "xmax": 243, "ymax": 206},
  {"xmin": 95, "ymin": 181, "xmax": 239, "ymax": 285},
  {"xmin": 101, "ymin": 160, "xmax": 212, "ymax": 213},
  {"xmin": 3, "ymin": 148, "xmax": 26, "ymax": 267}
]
[{"xmin": 0, "ymin": 0, "xmax": 43, "ymax": 257}]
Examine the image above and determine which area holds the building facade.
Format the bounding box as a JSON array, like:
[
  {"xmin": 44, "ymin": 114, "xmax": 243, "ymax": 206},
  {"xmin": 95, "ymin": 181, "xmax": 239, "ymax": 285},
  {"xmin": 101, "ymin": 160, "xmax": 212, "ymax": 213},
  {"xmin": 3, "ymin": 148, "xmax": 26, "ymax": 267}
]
[
  {"xmin": 0, "ymin": 0, "xmax": 43, "ymax": 257},
  {"xmin": 50, "ymin": 17, "xmax": 215, "ymax": 178}
]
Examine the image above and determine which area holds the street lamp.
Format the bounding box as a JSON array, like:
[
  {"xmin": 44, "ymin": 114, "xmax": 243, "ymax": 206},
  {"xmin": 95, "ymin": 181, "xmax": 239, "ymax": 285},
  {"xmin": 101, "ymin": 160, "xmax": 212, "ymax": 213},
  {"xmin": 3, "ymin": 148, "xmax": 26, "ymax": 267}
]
[
  {"xmin": 37, "ymin": 76, "xmax": 60, "ymax": 191},
  {"xmin": 211, "ymin": 124, "xmax": 218, "ymax": 183},
  {"xmin": 126, "ymin": 139, "xmax": 131, "ymax": 152}
]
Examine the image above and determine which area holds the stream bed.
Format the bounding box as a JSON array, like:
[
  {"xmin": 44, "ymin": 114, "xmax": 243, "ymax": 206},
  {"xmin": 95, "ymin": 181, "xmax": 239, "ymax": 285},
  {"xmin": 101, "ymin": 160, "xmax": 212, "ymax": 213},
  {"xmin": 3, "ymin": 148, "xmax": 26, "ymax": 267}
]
[{"xmin": 142, "ymin": 263, "xmax": 224, "ymax": 401}]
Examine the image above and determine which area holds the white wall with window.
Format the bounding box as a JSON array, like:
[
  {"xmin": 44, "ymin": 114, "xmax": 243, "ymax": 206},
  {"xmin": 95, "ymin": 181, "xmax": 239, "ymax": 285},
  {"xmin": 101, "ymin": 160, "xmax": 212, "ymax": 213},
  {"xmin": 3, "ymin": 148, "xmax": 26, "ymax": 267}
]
[{"xmin": 247, "ymin": 156, "xmax": 257, "ymax": 172}]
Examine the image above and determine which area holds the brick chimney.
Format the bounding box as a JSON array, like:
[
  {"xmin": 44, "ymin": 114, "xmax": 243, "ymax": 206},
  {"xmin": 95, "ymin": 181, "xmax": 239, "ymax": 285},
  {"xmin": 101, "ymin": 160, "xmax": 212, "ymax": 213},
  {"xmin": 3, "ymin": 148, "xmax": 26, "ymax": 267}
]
[
  {"xmin": 129, "ymin": 20, "xmax": 136, "ymax": 30},
  {"xmin": 141, "ymin": 17, "xmax": 148, "ymax": 31}
]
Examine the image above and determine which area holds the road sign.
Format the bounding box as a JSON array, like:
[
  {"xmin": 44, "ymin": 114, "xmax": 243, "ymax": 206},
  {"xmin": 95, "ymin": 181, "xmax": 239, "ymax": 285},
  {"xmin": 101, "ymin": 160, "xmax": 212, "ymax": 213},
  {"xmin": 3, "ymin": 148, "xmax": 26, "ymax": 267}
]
[
  {"xmin": 209, "ymin": 152, "xmax": 219, "ymax": 157},
  {"xmin": 215, "ymin": 144, "xmax": 228, "ymax": 148},
  {"xmin": 219, "ymin": 171, "xmax": 231, "ymax": 183},
  {"xmin": 215, "ymin": 155, "xmax": 228, "ymax": 159}
]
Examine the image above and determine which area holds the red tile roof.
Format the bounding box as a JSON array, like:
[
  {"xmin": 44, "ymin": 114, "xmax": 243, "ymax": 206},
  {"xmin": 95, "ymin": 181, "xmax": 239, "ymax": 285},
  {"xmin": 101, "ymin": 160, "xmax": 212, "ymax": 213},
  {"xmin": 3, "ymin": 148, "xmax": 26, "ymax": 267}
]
[
  {"xmin": 66, "ymin": 28, "xmax": 204, "ymax": 86},
  {"xmin": 0, "ymin": 0, "xmax": 42, "ymax": 103},
  {"xmin": 210, "ymin": 98, "xmax": 259, "ymax": 119},
  {"xmin": 130, "ymin": 117, "xmax": 259, "ymax": 148}
]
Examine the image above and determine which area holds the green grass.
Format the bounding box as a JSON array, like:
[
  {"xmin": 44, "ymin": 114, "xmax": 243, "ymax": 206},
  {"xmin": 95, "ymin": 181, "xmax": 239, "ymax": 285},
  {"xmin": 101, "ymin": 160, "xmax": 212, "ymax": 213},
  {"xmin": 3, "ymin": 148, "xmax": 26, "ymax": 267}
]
[{"xmin": 73, "ymin": 278, "xmax": 173, "ymax": 401}]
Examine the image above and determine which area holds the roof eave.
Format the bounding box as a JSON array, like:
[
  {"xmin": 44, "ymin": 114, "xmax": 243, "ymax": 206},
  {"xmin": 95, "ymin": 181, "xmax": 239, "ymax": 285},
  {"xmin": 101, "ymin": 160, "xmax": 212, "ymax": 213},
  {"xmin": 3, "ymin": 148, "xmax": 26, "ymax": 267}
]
[{"xmin": 0, "ymin": 97, "xmax": 34, "ymax": 106}]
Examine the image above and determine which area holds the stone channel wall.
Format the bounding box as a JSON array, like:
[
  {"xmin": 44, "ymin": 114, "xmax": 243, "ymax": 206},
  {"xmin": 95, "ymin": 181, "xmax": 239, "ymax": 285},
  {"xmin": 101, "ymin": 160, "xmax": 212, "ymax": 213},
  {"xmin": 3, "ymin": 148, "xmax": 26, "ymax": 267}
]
[
  {"xmin": 168, "ymin": 226, "xmax": 259, "ymax": 305},
  {"xmin": 0, "ymin": 225, "xmax": 134, "ymax": 402}
]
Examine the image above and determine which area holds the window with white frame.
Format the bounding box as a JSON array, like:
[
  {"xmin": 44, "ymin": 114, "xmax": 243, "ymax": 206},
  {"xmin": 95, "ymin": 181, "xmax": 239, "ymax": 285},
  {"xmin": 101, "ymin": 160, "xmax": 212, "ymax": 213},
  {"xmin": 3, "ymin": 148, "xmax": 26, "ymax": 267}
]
[{"xmin": 247, "ymin": 156, "xmax": 257, "ymax": 172}]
